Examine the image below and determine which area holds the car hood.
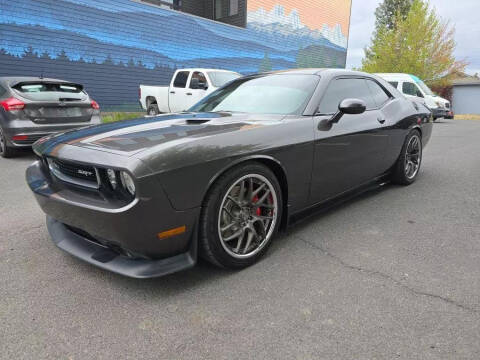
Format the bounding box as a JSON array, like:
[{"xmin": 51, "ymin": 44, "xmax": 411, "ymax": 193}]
[{"xmin": 33, "ymin": 112, "xmax": 284, "ymax": 157}]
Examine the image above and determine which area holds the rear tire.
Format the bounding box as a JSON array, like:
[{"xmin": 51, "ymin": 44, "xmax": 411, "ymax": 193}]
[
  {"xmin": 391, "ymin": 130, "xmax": 422, "ymax": 185},
  {"xmin": 147, "ymin": 104, "xmax": 159, "ymax": 116},
  {"xmin": 199, "ymin": 162, "xmax": 283, "ymax": 269},
  {"xmin": 0, "ymin": 126, "xmax": 15, "ymax": 158}
]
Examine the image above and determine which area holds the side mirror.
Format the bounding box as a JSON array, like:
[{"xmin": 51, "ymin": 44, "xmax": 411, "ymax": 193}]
[
  {"xmin": 199, "ymin": 82, "xmax": 208, "ymax": 90},
  {"xmin": 339, "ymin": 98, "xmax": 367, "ymax": 114},
  {"xmin": 329, "ymin": 98, "xmax": 366, "ymax": 124},
  {"xmin": 190, "ymin": 78, "xmax": 200, "ymax": 89}
]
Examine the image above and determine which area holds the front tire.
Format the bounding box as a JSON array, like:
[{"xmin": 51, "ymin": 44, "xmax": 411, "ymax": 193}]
[
  {"xmin": 199, "ymin": 162, "xmax": 283, "ymax": 269},
  {"xmin": 391, "ymin": 130, "xmax": 422, "ymax": 185}
]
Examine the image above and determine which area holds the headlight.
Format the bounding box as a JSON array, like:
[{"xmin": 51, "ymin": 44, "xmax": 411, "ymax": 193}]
[
  {"xmin": 435, "ymin": 101, "xmax": 442, "ymax": 108},
  {"xmin": 107, "ymin": 169, "xmax": 117, "ymax": 189},
  {"xmin": 120, "ymin": 171, "xmax": 136, "ymax": 196}
]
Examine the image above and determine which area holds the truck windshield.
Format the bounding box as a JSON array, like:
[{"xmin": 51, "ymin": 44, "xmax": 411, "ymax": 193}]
[
  {"xmin": 208, "ymin": 71, "xmax": 241, "ymax": 87},
  {"xmin": 190, "ymin": 74, "xmax": 319, "ymax": 115}
]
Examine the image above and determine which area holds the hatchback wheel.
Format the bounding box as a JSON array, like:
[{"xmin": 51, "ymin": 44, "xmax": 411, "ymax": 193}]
[
  {"xmin": 392, "ymin": 130, "xmax": 422, "ymax": 185},
  {"xmin": 199, "ymin": 162, "xmax": 283, "ymax": 269},
  {"xmin": 0, "ymin": 126, "xmax": 15, "ymax": 158}
]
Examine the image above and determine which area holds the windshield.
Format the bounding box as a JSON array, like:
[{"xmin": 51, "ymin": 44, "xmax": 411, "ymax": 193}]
[
  {"xmin": 190, "ymin": 74, "xmax": 319, "ymax": 115},
  {"xmin": 208, "ymin": 71, "xmax": 241, "ymax": 87},
  {"xmin": 416, "ymin": 79, "xmax": 434, "ymax": 96}
]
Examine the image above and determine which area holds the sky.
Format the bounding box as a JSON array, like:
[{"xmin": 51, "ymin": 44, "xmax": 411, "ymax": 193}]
[
  {"xmin": 346, "ymin": 0, "xmax": 480, "ymax": 75},
  {"xmin": 247, "ymin": 0, "xmax": 351, "ymax": 33}
]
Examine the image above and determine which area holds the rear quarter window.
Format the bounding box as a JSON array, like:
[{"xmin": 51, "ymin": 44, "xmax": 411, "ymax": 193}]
[
  {"xmin": 366, "ymin": 80, "xmax": 390, "ymax": 107},
  {"xmin": 318, "ymin": 78, "xmax": 376, "ymax": 114}
]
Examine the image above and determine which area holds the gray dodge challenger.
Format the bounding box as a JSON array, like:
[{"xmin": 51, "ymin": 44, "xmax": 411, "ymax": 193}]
[{"xmin": 26, "ymin": 69, "xmax": 432, "ymax": 278}]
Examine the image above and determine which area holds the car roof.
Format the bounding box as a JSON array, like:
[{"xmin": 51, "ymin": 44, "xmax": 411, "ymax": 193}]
[
  {"xmin": 176, "ymin": 69, "xmax": 240, "ymax": 73},
  {"xmin": 375, "ymin": 73, "xmax": 417, "ymax": 81},
  {"xmin": 259, "ymin": 68, "xmax": 374, "ymax": 76},
  {"xmin": 0, "ymin": 76, "xmax": 76, "ymax": 87}
]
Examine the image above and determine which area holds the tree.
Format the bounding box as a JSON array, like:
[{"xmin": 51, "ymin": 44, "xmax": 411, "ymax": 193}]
[
  {"xmin": 375, "ymin": 0, "xmax": 413, "ymax": 31},
  {"xmin": 361, "ymin": 0, "xmax": 466, "ymax": 87}
]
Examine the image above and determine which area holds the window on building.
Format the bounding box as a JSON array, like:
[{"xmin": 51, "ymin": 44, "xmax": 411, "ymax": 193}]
[
  {"xmin": 215, "ymin": 0, "xmax": 239, "ymax": 19},
  {"xmin": 138, "ymin": 0, "xmax": 181, "ymax": 10},
  {"xmin": 135, "ymin": 0, "xmax": 245, "ymax": 28}
]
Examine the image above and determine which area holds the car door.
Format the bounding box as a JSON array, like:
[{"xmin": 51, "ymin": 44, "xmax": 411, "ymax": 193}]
[
  {"xmin": 185, "ymin": 71, "xmax": 210, "ymax": 109},
  {"xmin": 310, "ymin": 77, "xmax": 390, "ymax": 203},
  {"xmin": 169, "ymin": 71, "xmax": 190, "ymax": 113}
]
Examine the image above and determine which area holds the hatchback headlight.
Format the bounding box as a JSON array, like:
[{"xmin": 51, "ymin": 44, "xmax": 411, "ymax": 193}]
[{"xmin": 120, "ymin": 171, "xmax": 136, "ymax": 196}]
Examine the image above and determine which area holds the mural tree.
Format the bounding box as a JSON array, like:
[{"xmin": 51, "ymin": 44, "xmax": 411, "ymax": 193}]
[{"xmin": 259, "ymin": 52, "xmax": 272, "ymax": 72}]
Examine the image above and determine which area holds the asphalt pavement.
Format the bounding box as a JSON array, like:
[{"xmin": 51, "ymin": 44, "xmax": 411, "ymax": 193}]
[{"xmin": 1, "ymin": 119, "xmax": 479, "ymax": 359}]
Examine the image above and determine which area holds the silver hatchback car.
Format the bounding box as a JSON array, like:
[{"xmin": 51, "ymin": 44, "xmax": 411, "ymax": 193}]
[{"xmin": 0, "ymin": 77, "xmax": 101, "ymax": 158}]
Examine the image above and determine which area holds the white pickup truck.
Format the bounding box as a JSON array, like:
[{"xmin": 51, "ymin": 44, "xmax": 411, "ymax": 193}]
[{"xmin": 139, "ymin": 68, "xmax": 241, "ymax": 115}]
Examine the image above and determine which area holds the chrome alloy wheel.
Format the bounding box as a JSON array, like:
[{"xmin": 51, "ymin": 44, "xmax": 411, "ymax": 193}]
[
  {"xmin": 405, "ymin": 134, "xmax": 422, "ymax": 179},
  {"xmin": 218, "ymin": 174, "xmax": 278, "ymax": 259}
]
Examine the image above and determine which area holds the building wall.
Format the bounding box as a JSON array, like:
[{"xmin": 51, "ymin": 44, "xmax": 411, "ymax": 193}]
[
  {"xmin": 0, "ymin": 0, "xmax": 352, "ymax": 111},
  {"xmin": 452, "ymin": 85, "xmax": 480, "ymax": 115}
]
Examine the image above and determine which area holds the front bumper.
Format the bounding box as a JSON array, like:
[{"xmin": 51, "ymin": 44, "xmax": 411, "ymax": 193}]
[
  {"xmin": 26, "ymin": 160, "xmax": 200, "ymax": 278},
  {"xmin": 431, "ymin": 107, "xmax": 448, "ymax": 119},
  {"xmin": 47, "ymin": 217, "xmax": 196, "ymax": 278}
]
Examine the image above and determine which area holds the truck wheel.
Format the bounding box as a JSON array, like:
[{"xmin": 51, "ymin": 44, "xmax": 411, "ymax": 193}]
[{"xmin": 147, "ymin": 104, "xmax": 159, "ymax": 116}]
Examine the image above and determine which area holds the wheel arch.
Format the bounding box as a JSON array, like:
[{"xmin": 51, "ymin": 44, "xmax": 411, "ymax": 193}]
[
  {"xmin": 146, "ymin": 96, "xmax": 157, "ymax": 107},
  {"xmin": 203, "ymin": 155, "xmax": 290, "ymax": 230},
  {"xmin": 411, "ymin": 125, "xmax": 422, "ymax": 137}
]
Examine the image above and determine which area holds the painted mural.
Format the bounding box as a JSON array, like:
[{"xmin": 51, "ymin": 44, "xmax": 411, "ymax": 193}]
[{"xmin": 0, "ymin": 0, "xmax": 351, "ymax": 110}]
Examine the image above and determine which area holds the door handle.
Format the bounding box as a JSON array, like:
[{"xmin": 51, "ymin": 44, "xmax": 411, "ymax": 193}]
[
  {"xmin": 377, "ymin": 117, "xmax": 386, "ymax": 124},
  {"xmin": 186, "ymin": 93, "xmax": 192, "ymax": 96},
  {"xmin": 170, "ymin": 91, "xmax": 175, "ymax": 94}
]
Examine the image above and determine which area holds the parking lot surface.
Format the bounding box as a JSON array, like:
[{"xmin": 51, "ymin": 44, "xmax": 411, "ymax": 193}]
[{"xmin": 1, "ymin": 119, "xmax": 479, "ymax": 359}]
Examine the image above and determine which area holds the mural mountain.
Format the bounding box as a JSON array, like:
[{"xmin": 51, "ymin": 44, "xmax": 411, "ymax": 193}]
[{"xmin": 0, "ymin": 0, "xmax": 349, "ymax": 110}]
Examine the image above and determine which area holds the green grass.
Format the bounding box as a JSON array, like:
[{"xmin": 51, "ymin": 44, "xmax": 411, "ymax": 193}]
[
  {"xmin": 454, "ymin": 114, "xmax": 480, "ymax": 120},
  {"xmin": 101, "ymin": 112, "xmax": 144, "ymax": 123}
]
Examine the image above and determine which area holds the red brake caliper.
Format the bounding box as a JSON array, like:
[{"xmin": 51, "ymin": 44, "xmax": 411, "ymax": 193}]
[{"xmin": 253, "ymin": 195, "xmax": 261, "ymax": 215}]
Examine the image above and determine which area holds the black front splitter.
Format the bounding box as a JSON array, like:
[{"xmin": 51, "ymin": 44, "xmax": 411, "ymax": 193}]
[{"xmin": 47, "ymin": 216, "xmax": 197, "ymax": 279}]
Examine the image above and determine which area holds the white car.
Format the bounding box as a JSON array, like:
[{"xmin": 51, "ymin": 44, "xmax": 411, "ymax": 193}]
[
  {"xmin": 140, "ymin": 68, "xmax": 241, "ymax": 115},
  {"xmin": 376, "ymin": 73, "xmax": 453, "ymax": 120}
]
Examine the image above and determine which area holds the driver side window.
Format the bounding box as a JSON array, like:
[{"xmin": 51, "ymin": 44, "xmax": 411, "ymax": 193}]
[
  {"xmin": 318, "ymin": 78, "xmax": 376, "ymax": 114},
  {"xmin": 402, "ymin": 82, "xmax": 424, "ymax": 97},
  {"xmin": 190, "ymin": 72, "xmax": 207, "ymax": 89}
]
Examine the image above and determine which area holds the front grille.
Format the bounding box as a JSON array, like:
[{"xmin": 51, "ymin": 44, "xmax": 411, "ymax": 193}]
[{"xmin": 48, "ymin": 157, "xmax": 99, "ymax": 189}]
